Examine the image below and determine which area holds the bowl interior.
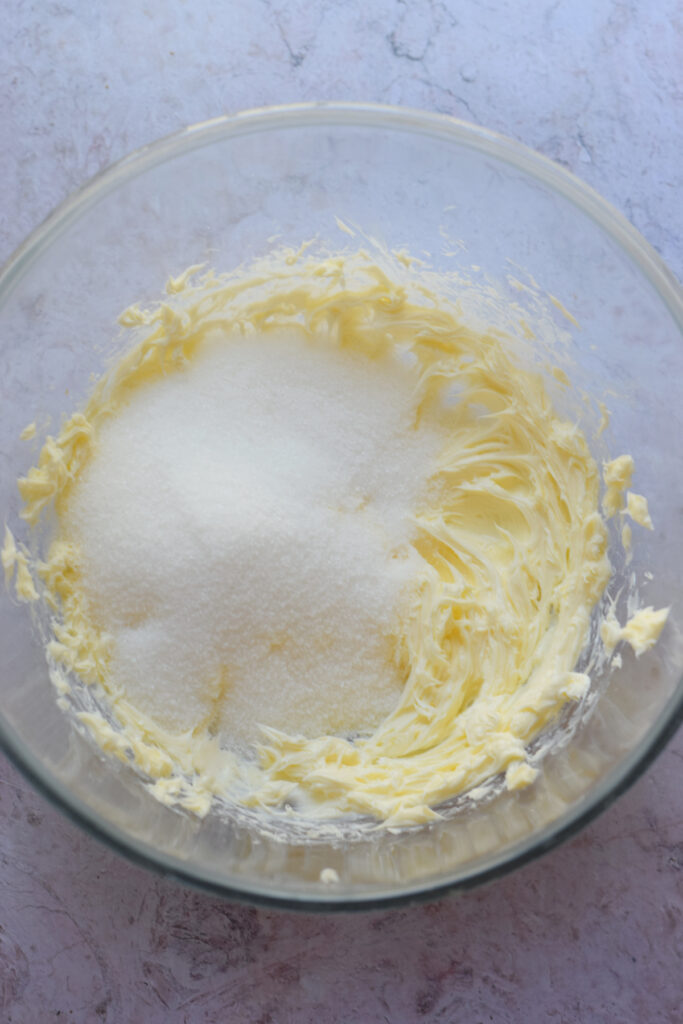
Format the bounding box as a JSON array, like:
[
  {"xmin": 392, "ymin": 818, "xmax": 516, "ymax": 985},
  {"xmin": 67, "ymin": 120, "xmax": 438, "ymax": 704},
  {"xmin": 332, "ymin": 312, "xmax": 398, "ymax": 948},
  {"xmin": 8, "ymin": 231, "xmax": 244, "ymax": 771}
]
[{"xmin": 1, "ymin": 105, "xmax": 682, "ymax": 907}]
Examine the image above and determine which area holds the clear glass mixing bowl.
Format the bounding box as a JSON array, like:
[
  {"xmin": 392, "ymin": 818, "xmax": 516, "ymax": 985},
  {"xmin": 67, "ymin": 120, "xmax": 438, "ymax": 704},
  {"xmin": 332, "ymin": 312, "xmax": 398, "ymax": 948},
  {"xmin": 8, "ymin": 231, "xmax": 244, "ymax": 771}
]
[{"xmin": 1, "ymin": 103, "xmax": 681, "ymax": 909}]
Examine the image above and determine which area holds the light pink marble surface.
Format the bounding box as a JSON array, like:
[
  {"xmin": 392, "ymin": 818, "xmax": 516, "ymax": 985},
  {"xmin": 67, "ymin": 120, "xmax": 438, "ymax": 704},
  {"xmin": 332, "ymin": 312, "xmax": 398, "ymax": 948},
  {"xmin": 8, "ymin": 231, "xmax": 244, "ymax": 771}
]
[{"xmin": 1, "ymin": 2, "xmax": 682, "ymax": 1021}]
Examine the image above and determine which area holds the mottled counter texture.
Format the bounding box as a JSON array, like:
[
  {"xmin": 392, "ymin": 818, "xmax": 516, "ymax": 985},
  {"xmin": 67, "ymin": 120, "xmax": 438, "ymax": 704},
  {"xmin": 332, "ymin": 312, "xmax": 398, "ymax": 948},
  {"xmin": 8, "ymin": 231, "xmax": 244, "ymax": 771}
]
[{"xmin": 1, "ymin": 2, "xmax": 681, "ymax": 1021}]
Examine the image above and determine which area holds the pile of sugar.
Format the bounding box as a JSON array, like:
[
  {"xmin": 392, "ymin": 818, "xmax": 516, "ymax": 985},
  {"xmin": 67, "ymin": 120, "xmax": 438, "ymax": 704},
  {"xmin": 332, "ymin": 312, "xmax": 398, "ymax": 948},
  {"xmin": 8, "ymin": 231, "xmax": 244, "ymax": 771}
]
[{"xmin": 67, "ymin": 328, "xmax": 443, "ymax": 747}]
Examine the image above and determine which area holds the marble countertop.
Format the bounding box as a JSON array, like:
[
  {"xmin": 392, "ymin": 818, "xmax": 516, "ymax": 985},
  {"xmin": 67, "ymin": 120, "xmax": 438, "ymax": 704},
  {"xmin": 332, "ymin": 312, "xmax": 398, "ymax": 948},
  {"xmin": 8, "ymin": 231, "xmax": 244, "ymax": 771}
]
[{"xmin": 1, "ymin": 2, "xmax": 681, "ymax": 1021}]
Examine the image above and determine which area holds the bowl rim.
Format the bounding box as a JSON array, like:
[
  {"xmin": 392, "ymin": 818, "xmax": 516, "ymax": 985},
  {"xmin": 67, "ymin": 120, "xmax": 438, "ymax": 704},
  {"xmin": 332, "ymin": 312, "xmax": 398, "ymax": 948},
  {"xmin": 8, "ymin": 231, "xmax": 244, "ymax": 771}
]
[{"xmin": 1, "ymin": 101, "xmax": 682, "ymax": 911}]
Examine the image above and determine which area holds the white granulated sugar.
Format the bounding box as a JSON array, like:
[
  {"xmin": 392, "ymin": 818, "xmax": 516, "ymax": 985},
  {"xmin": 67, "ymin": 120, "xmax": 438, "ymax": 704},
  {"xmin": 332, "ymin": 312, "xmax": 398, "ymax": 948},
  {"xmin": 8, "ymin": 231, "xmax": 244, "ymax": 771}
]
[{"xmin": 68, "ymin": 328, "xmax": 441, "ymax": 746}]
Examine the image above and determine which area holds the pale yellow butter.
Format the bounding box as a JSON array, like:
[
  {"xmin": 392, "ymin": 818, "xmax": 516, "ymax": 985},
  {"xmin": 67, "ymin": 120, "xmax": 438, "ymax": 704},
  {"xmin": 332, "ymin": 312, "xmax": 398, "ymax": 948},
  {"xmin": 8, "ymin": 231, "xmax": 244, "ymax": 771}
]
[{"xmin": 6, "ymin": 248, "xmax": 669, "ymax": 825}]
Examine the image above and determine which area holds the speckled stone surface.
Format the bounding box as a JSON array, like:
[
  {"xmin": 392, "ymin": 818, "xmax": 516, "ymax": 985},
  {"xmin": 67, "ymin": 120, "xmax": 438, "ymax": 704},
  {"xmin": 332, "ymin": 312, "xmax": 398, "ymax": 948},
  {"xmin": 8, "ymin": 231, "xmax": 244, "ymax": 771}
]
[{"xmin": 1, "ymin": 2, "xmax": 682, "ymax": 1021}]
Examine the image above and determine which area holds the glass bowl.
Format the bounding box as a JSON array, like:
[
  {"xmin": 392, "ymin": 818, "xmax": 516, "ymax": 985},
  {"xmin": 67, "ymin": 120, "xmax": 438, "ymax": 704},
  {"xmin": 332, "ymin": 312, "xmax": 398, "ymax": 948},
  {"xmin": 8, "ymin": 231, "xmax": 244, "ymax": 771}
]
[{"xmin": 1, "ymin": 102, "xmax": 681, "ymax": 909}]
